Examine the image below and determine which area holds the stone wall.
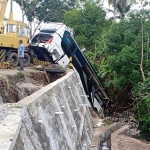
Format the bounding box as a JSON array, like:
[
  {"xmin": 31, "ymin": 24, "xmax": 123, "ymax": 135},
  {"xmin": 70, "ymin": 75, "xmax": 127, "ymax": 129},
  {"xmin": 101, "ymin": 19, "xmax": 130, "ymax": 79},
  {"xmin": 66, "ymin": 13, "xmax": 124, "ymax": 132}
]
[{"xmin": 0, "ymin": 71, "xmax": 94, "ymax": 150}]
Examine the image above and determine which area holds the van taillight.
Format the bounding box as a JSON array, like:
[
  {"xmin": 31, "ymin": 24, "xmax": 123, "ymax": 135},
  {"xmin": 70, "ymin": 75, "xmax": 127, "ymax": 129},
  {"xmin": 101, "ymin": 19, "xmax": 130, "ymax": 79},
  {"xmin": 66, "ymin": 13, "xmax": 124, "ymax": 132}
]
[{"xmin": 47, "ymin": 36, "xmax": 54, "ymax": 44}]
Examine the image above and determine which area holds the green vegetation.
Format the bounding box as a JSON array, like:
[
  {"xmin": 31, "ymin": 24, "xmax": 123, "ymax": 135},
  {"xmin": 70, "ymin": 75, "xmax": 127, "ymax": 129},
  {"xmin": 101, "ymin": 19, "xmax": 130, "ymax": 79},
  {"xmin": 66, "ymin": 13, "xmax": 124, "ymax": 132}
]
[
  {"xmin": 16, "ymin": 72, "xmax": 25, "ymax": 80},
  {"xmin": 64, "ymin": 0, "xmax": 150, "ymax": 133},
  {"xmin": 104, "ymin": 10, "xmax": 150, "ymax": 133},
  {"xmin": 133, "ymin": 77, "xmax": 150, "ymax": 132},
  {"xmin": 105, "ymin": 12, "xmax": 150, "ymax": 88},
  {"xmin": 63, "ymin": 1, "xmax": 111, "ymax": 50},
  {"xmin": 108, "ymin": 0, "xmax": 135, "ymax": 20},
  {"xmin": 16, "ymin": 0, "xmax": 150, "ymax": 133},
  {"xmin": 14, "ymin": 0, "xmax": 81, "ymax": 22},
  {"xmin": 14, "ymin": 0, "xmax": 84, "ymax": 37}
]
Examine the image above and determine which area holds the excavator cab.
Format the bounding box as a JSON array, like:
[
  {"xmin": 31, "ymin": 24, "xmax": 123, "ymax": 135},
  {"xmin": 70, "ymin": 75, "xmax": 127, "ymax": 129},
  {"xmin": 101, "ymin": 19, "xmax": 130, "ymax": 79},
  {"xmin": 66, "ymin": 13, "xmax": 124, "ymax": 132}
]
[
  {"xmin": 0, "ymin": 19, "xmax": 28, "ymax": 49},
  {"xmin": 0, "ymin": 0, "xmax": 29, "ymax": 67},
  {"xmin": 5, "ymin": 18, "xmax": 28, "ymax": 48},
  {"xmin": 0, "ymin": 0, "xmax": 29, "ymax": 49}
]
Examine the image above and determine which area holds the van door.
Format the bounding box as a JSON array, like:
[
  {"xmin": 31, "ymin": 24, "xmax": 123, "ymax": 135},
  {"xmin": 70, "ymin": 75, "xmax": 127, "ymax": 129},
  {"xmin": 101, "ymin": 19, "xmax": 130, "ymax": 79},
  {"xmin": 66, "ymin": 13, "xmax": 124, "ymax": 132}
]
[{"xmin": 54, "ymin": 32, "xmax": 70, "ymax": 68}]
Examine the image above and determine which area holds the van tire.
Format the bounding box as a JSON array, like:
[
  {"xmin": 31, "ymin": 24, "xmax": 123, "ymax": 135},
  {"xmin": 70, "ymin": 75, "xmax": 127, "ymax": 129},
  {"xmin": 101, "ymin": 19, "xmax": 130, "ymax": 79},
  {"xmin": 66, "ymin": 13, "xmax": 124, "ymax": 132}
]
[
  {"xmin": 23, "ymin": 53, "xmax": 30, "ymax": 67},
  {"xmin": 6, "ymin": 52, "xmax": 19, "ymax": 67}
]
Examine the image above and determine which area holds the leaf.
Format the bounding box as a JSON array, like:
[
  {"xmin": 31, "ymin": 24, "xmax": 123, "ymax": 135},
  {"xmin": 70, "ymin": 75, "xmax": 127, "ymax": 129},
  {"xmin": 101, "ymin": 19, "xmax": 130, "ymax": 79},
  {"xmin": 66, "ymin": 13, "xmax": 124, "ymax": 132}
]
[
  {"xmin": 105, "ymin": 80, "xmax": 113, "ymax": 88},
  {"xmin": 101, "ymin": 72, "xmax": 107, "ymax": 78}
]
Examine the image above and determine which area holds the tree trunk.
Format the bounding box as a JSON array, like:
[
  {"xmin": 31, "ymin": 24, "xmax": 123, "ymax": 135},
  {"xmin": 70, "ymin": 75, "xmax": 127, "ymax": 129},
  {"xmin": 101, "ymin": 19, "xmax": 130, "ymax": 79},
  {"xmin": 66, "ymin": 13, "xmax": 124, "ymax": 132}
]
[
  {"xmin": 147, "ymin": 38, "xmax": 149, "ymax": 61},
  {"xmin": 21, "ymin": 0, "xmax": 24, "ymax": 22},
  {"xmin": 31, "ymin": 11, "xmax": 51, "ymax": 39},
  {"xmin": 29, "ymin": 22, "xmax": 32, "ymax": 40},
  {"xmin": 140, "ymin": 17, "xmax": 145, "ymax": 81},
  {"xmin": 113, "ymin": 1, "xmax": 116, "ymax": 21}
]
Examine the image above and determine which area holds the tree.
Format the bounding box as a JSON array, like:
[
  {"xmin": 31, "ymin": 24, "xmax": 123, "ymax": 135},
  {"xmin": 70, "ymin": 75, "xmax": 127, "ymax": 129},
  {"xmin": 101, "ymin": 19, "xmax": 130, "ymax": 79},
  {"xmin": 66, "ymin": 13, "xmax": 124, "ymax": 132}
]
[
  {"xmin": 108, "ymin": 0, "xmax": 135, "ymax": 19},
  {"xmin": 104, "ymin": 10, "xmax": 150, "ymax": 132},
  {"xmin": 14, "ymin": 0, "xmax": 81, "ymax": 37},
  {"xmin": 15, "ymin": 0, "xmax": 83, "ymax": 22},
  {"xmin": 105, "ymin": 11, "xmax": 150, "ymax": 88},
  {"xmin": 4, "ymin": 17, "xmax": 8, "ymax": 21},
  {"xmin": 133, "ymin": 76, "xmax": 150, "ymax": 133},
  {"xmin": 64, "ymin": 0, "xmax": 111, "ymax": 50},
  {"xmin": 117, "ymin": 0, "xmax": 134, "ymax": 18},
  {"xmin": 108, "ymin": 0, "xmax": 117, "ymax": 21}
]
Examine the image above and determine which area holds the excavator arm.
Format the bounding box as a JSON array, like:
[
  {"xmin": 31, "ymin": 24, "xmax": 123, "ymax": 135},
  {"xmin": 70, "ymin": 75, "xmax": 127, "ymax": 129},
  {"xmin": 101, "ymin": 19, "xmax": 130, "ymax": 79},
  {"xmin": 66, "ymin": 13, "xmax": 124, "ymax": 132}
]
[{"xmin": 0, "ymin": 0, "xmax": 8, "ymax": 34}]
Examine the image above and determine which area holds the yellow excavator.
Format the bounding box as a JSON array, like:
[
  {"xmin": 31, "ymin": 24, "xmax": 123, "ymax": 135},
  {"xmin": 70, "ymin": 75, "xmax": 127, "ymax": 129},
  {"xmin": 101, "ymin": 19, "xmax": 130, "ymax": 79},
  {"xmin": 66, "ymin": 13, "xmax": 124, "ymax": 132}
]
[{"xmin": 0, "ymin": 0, "xmax": 30, "ymax": 66}]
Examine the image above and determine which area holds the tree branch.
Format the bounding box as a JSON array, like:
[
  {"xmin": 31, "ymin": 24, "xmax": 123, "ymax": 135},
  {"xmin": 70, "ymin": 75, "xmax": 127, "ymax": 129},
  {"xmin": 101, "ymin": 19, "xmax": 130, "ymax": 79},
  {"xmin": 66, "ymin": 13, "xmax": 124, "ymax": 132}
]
[
  {"xmin": 140, "ymin": 15, "xmax": 145, "ymax": 81},
  {"xmin": 31, "ymin": 11, "xmax": 51, "ymax": 39}
]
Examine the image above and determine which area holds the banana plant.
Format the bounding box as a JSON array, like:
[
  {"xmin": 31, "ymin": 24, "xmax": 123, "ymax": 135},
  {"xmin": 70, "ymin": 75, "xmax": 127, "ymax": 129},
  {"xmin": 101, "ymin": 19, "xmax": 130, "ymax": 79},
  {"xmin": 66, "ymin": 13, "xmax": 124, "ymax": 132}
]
[{"xmin": 85, "ymin": 39, "xmax": 112, "ymax": 85}]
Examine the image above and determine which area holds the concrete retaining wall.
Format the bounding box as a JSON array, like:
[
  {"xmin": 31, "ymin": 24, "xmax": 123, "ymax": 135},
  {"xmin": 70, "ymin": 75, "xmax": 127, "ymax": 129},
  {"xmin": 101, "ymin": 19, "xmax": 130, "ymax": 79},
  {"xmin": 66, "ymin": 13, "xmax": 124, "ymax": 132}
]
[{"xmin": 0, "ymin": 71, "xmax": 94, "ymax": 150}]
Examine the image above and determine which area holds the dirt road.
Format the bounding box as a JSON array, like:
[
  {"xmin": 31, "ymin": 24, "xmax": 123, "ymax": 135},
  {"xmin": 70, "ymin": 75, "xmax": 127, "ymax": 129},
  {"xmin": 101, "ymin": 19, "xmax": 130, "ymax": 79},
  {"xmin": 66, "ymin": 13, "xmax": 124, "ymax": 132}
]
[{"xmin": 118, "ymin": 135, "xmax": 150, "ymax": 150}]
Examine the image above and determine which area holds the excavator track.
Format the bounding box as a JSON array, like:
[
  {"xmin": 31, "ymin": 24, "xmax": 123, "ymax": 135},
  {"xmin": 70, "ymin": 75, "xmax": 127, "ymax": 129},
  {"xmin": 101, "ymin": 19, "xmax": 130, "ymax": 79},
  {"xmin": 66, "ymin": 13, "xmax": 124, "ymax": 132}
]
[
  {"xmin": 0, "ymin": 61, "xmax": 11, "ymax": 69},
  {"xmin": 33, "ymin": 59, "xmax": 51, "ymax": 66}
]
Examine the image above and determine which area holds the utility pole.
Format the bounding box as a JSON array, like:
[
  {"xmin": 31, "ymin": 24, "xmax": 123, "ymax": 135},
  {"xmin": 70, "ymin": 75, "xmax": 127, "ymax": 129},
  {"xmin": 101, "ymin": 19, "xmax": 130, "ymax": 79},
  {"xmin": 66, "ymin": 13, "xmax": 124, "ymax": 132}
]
[{"xmin": 21, "ymin": 0, "xmax": 24, "ymax": 22}]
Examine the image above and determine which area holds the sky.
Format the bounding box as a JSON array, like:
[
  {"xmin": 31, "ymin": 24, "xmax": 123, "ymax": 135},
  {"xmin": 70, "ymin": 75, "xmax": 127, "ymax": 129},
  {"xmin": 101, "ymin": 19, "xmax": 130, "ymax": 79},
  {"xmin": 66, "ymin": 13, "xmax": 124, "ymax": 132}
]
[
  {"xmin": 5, "ymin": 1, "xmax": 28, "ymax": 23},
  {"xmin": 4, "ymin": 0, "xmax": 148, "ymax": 37},
  {"xmin": 4, "ymin": 0, "xmax": 148, "ymax": 29},
  {"xmin": 5, "ymin": 0, "xmax": 111, "ymax": 24}
]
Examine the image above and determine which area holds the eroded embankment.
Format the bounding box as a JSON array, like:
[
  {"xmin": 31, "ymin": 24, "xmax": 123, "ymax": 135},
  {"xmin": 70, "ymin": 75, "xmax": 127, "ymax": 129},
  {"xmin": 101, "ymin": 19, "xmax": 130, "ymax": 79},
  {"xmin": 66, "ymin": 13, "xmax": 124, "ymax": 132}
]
[
  {"xmin": 0, "ymin": 67, "xmax": 66, "ymax": 104},
  {"xmin": 0, "ymin": 69, "xmax": 49, "ymax": 103},
  {"xmin": 0, "ymin": 71, "xmax": 94, "ymax": 150}
]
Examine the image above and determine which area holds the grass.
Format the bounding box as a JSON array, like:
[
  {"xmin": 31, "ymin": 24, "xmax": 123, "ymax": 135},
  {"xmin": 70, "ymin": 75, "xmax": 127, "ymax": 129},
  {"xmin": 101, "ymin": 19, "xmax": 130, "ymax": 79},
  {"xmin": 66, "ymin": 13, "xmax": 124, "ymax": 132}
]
[
  {"xmin": 104, "ymin": 118, "xmax": 114, "ymax": 125},
  {"xmin": 9, "ymin": 81, "xmax": 15, "ymax": 87},
  {"xmin": 16, "ymin": 72, "xmax": 25, "ymax": 80},
  {"xmin": 0, "ymin": 74, "xmax": 7, "ymax": 79}
]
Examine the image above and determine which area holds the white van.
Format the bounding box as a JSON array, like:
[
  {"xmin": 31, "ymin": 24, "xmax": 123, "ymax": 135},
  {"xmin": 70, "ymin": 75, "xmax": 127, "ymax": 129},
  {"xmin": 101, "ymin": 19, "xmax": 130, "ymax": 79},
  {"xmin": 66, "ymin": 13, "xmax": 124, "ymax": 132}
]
[{"xmin": 30, "ymin": 23, "xmax": 70, "ymax": 68}]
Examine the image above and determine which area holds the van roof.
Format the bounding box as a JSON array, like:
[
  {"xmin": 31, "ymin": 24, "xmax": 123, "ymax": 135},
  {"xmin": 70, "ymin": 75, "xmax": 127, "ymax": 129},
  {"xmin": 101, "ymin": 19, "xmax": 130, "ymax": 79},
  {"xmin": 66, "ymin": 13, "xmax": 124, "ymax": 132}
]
[
  {"xmin": 42, "ymin": 23, "xmax": 64, "ymax": 30},
  {"xmin": 40, "ymin": 23, "xmax": 66, "ymax": 34}
]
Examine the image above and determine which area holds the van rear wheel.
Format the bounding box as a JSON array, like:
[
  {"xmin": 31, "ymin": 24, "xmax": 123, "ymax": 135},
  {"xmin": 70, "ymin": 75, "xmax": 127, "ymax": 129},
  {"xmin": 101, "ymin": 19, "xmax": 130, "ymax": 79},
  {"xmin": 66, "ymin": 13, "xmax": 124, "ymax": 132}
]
[
  {"xmin": 23, "ymin": 53, "xmax": 30, "ymax": 67},
  {"xmin": 6, "ymin": 52, "xmax": 19, "ymax": 67}
]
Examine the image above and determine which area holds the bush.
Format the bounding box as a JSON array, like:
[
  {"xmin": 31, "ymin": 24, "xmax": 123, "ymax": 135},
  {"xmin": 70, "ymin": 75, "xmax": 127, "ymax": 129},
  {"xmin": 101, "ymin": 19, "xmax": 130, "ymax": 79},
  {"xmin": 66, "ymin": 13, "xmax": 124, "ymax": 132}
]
[{"xmin": 133, "ymin": 76, "xmax": 150, "ymax": 133}]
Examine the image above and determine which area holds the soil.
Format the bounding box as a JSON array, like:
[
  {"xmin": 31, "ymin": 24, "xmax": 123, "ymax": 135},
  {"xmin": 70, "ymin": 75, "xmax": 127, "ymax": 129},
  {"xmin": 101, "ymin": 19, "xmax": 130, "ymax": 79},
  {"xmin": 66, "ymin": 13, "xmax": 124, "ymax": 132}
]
[
  {"xmin": 118, "ymin": 135, "xmax": 150, "ymax": 150},
  {"xmin": 0, "ymin": 65, "xmax": 66, "ymax": 103},
  {"xmin": 0, "ymin": 65, "xmax": 67, "ymax": 124},
  {"xmin": 0, "ymin": 68, "xmax": 49, "ymax": 103}
]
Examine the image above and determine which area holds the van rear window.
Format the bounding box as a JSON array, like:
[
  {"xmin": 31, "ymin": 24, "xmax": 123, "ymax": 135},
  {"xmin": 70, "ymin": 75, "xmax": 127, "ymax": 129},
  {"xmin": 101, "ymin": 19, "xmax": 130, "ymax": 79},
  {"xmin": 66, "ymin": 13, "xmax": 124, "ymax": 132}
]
[{"xmin": 32, "ymin": 34, "xmax": 52, "ymax": 43}]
